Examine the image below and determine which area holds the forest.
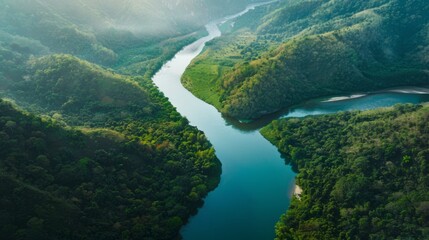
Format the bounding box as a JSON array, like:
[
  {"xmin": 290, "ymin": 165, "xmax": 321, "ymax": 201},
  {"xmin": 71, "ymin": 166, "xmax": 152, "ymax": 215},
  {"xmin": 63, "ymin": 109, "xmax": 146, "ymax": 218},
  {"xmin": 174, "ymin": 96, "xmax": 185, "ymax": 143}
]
[
  {"xmin": 182, "ymin": 0, "xmax": 429, "ymax": 120},
  {"xmin": 261, "ymin": 104, "xmax": 429, "ymax": 239},
  {"xmin": 0, "ymin": 49, "xmax": 225, "ymax": 239},
  {"xmin": 0, "ymin": 99, "xmax": 220, "ymax": 239}
]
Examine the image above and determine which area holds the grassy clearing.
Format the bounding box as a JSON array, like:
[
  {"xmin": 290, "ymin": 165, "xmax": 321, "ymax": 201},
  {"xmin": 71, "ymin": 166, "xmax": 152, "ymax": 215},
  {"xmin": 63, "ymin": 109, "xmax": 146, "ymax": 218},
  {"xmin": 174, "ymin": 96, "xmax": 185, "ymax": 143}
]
[
  {"xmin": 181, "ymin": 30, "xmax": 257, "ymax": 109},
  {"xmin": 182, "ymin": 60, "xmax": 224, "ymax": 108}
]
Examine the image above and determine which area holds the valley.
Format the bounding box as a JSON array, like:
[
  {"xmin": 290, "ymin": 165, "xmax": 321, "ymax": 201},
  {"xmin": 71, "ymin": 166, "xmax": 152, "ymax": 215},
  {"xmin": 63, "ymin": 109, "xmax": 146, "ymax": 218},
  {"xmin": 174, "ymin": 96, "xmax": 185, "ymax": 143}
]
[{"xmin": 0, "ymin": 0, "xmax": 428, "ymax": 239}]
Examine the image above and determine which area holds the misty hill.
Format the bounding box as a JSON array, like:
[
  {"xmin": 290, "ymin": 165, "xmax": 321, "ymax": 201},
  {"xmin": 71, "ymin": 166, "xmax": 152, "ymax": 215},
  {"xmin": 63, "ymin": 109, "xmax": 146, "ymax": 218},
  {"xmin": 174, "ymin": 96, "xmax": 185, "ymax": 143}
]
[
  {"xmin": 182, "ymin": 0, "xmax": 429, "ymax": 120},
  {"xmin": 2, "ymin": 0, "xmax": 257, "ymax": 36},
  {"xmin": 0, "ymin": 0, "xmax": 258, "ymax": 65}
]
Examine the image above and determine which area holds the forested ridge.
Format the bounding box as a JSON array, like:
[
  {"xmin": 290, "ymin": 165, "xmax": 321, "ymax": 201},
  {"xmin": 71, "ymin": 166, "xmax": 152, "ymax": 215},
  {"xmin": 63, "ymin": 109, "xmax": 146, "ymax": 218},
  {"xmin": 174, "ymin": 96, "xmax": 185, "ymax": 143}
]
[
  {"xmin": 0, "ymin": 51, "xmax": 224, "ymax": 239},
  {"xmin": 0, "ymin": 55, "xmax": 220, "ymax": 239},
  {"xmin": 261, "ymin": 104, "xmax": 429, "ymax": 239},
  {"xmin": 183, "ymin": 0, "xmax": 429, "ymax": 120}
]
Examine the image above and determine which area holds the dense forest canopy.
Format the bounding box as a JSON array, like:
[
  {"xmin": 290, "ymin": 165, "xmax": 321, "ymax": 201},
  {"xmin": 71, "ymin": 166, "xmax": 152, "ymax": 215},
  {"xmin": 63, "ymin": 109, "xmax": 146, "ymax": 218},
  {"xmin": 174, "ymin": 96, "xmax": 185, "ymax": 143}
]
[
  {"xmin": 0, "ymin": 46, "xmax": 226, "ymax": 239},
  {"xmin": 182, "ymin": 0, "xmax": 429, "ymax": 120},
  {"xmin": 0, "ymin": 99, "xmax": 220, "ymax": 239},
  {"xmin": 261, "ymin": 104, "xmax": 429, "ymax": 239}
]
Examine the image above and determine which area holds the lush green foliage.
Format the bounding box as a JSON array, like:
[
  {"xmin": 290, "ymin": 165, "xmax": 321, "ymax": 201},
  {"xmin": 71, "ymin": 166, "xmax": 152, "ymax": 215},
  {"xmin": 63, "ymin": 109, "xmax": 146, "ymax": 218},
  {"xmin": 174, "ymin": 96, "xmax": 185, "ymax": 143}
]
[
  {"xmin": 182, "ymin": 30, "xmax": 262, "ymax": 109},
  {"xmin": 114, "ymin": 35, "xmax": 199, "ymax": 78},
  {"xmin": 183, "ymin": 0, "xmax": 429, "ymax": 120},
  {"xmin": 181, "ymin": 3, "xmax": 279, "ymax": 110},
  {"xmin": 0, "ymin": 51, "xmax": 222, "ymax": 239},
  {"xmin": 7, "ymin": 54, "xmax": 171, "ymax": 127},
  {"xmin": 0, "ymin": 59, "xmax": 221, "ymax": 239},
  {"xmin": 0, "ymin": 0, "xmax": 262, "ymax": 90},
  {"xmin": 261, "ymin": 104, "xmax": 429, "ymax": 239}
]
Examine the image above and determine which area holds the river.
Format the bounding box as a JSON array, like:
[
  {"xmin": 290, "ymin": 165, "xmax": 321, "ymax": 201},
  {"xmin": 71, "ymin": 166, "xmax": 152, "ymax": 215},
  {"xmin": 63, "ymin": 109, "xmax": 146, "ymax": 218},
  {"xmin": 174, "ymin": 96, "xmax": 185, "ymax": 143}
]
[{"xmin": 151, "ymin": 3, "xmax": 429, "ymax": 240}]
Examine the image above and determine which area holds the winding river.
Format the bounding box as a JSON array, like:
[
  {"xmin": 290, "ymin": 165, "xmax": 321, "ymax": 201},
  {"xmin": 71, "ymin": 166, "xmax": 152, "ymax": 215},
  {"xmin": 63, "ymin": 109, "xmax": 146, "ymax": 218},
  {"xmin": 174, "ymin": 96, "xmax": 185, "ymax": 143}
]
[{"xmin": 152, "ymin": 3, "xmax": 429, "ymax": 240}]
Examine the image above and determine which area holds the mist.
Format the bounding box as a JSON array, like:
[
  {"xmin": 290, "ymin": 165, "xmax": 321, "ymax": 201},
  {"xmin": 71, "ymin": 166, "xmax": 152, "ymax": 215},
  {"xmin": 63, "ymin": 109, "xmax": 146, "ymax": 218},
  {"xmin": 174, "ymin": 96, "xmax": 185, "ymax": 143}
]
[
  {"xmin": 0, "ymin": 0, "xmax": 262, "ymax": 67},
  {"xmin": 1, "ymin": 0, "xmax": 260, "ymax": 37}
]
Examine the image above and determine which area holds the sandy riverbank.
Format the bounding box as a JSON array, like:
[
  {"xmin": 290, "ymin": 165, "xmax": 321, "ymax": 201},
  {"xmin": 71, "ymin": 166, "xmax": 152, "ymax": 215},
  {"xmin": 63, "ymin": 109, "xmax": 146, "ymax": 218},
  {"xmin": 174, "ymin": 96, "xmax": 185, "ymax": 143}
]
[{"xmin": 294, "ymin": 185, "xmax": 302, "ymax": 200}]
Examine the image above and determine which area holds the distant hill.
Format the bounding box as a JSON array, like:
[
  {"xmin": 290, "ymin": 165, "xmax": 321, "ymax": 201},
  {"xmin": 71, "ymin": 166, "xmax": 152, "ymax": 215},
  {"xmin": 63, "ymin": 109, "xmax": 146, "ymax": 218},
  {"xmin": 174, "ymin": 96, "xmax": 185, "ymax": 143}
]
[
  {"xmin": 1, "ymin": 0, "xmax": 257, "ymax": 36},
  {"xmin": 182, "ymin": 0, "xmax": 429, "ymax": 120},
  {"xmin": 0, "ymin": 0, "xmax": 258, "ymax": 65}
]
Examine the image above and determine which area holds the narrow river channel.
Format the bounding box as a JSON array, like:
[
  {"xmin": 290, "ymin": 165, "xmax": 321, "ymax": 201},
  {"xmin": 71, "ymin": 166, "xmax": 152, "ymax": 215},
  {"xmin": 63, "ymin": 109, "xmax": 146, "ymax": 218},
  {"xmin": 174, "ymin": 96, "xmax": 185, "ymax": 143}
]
[{"xmin": 152, "ymin": 3, "xmax": 429, "ymax": 239}]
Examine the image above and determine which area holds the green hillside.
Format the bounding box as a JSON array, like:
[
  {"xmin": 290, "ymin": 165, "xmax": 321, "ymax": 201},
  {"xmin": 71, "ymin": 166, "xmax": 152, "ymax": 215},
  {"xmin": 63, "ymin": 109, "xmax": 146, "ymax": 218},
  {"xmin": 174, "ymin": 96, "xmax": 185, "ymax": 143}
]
[
  {"xmin": 0, "ymin": 34, "xmax": 224, "ymax": 240},
  {"xmin": 0, "ymin": 52, "xmax": 223, "ymax": 239},
  {"xmin": 183, "ymin": 0, "xmax": 429, "ymax": 120},
  {"xmin": 8, "ymin": 54, "xmax": 158, "ymax": 126},
  {"xmin": 261, "ymin": 104, "xmax": 429, "ymax": 239}
]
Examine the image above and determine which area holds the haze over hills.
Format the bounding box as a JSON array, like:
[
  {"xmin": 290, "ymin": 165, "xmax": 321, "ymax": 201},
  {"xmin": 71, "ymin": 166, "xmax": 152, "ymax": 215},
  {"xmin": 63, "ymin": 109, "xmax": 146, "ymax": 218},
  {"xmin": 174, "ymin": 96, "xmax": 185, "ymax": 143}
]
[
  {"xmin": 0, "ymin": 0, "xmax": 258, "ymax": 65},
  {"xmin": 2, "ymin": 0, "xmax": 259, "ymax": 36},
  {"xmin": 182, "ymin": 0, "xmax": 429, "ymax": 120}
]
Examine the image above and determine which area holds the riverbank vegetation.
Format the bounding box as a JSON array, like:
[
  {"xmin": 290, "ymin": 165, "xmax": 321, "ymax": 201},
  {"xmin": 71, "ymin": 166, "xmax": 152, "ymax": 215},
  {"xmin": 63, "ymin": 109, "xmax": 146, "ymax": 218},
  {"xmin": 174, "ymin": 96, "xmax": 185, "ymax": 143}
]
[
  {"xmin": 183, "ymin": 0, "xmax": 429, "ymax": 120},
  {"xmin": 261, "ymin": 104, "xmax": 429, "ymax": 239}
]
